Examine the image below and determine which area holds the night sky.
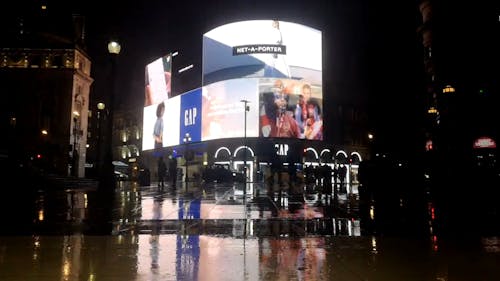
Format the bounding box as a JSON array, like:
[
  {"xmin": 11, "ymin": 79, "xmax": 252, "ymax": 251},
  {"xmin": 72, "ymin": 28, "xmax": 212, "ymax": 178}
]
[
  {"xmin": 5, "ymin": 0, "xmax": 500, "ymax": 157},
  {"xmin": 83, "ymin": 0, "xmax": 365, "ymax": 107}
]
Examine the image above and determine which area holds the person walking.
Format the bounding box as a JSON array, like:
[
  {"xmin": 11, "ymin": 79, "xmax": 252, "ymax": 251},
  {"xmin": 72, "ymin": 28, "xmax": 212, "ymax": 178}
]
[
  {"xmin": 157, "ymin": 156, "xmax": 167, "ymax": 189},
  {"xmin": 168, "ymin": 156, "xmax": 177, "ymax": 189}
]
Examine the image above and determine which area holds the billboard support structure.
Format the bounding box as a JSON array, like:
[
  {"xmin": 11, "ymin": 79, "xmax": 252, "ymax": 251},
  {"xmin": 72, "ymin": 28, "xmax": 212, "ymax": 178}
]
[
  {"xmin": 241, "ymin": 99, "xmax": 250, "ymax": 197},
  {"xmin": 183, "ymin": 133, "xmax": 192, "ymax": 190}
]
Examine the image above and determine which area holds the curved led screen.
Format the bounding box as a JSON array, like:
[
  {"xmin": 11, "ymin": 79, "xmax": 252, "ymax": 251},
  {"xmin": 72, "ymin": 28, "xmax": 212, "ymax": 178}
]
[
  {"xmin": 145, "ymin": 54, "xmax": 172, "ymax": 107},
  {"xmin": 142, "ymin": 77, "xmax": 323, "ymax": 151},
  {"xmin": 202, "ymin": 78, "xmax": 259, "ymax": 141},
  {"xmin": 142, "ymin": 20, "xmax": 323, "ymax": 151},
  {"xmin": 142, "ymin": 95, "xmax": 180, "ymax": 151},
  {"xmin": 258, "ymin": 78, "xmax": 323, "ymax": 140},
  {"xmin": 202, "ymin": 20, "xmax": 322, "ymax": 86}
]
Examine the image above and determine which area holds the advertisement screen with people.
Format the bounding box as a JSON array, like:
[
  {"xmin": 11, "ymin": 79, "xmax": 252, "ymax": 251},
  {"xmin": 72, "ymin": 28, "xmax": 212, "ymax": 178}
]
[
  {"xmin": 141, "ymin": 20, "xmax": 324, "ymax": 151},
  {"xmin": 142, "ymin": 95, "xmax": 180, "ymax": 151},
  {"xmin": 259, "ymin": 78, "xmax": 323, "ymax": 140},
  {"xmin": 142, "ymin": 77, "xmax": 323, "ymax": 151}
]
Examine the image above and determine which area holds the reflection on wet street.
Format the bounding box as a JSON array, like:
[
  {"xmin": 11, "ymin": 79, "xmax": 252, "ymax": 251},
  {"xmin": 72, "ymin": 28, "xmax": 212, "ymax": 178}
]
[
  {"xmin": 0, "ymin": 181, "xmax": 499, "ymax": 280},
  {"xmin": 1, "ymin": 234, "xmax": 499, "ymax": 280}
]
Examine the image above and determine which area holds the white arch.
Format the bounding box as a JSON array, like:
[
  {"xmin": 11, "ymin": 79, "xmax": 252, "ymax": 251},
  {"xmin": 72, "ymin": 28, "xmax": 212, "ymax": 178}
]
[
  {"xmin": 336, "ymin": 150, "xmax": 348, "ymax": 158},
  {"xmin": 320, "ymin": 148, "xmax": 331, "ymax": 157},
  {"xmin": 214, "ymin": 147, "xmax": 231, "ymax": 159},
  {"xmin": 305, "ymin": 147, "xmax": 319, "ymax": 159},
  {"xmin": 233, "ymin": 146, "xmax": 255, "ymax": 157},
  {"xmin": 350, "ymin": 151, "xmax": 363, "ymax": 162}
]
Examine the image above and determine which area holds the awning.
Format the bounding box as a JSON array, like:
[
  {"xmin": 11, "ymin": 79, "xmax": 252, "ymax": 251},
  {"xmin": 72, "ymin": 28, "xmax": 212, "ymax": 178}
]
[{"xmin": 112, "ymin": 161, "xmax": 129, "ymax": 167}]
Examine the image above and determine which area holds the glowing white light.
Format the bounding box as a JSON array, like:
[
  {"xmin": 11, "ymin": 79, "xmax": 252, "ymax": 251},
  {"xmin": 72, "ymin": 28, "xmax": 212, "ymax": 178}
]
[
  {"xmin": 178, "ymin": 64, "xmax": 194, "ymax": 73},
  {"xmin": 350, "ymin": 151, "xmax": 362, "ymax": 162},
  {"xmin": 305, "ymin": 147, "xmax": 319, "ymax": 159},
  {"xmin": 336, "ymin": 150, "xmax": 348, "ymax": 158},
  {"xmin": 233, "ymin": 146, "xmax": 255, "ymax": 157}
]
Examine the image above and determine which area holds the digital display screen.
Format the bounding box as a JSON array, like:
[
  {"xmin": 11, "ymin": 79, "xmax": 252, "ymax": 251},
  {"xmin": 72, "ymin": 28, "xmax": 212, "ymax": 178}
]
[
  {"xmin": 202, "ymin": 20, "xmax": 322, "ymax": 86},
  {"xmin": 202, "ymin": 78, "xmax": 259, "ymax": 141},
  {"xmin": 142, "ymin": 21, "xmax": 324, "ymax": 151},
  {"xmin": 145, "ymin": 54, "xmax": 172, "ymax": 106},
  {"xmin": 180, "ymin": 88, "xmax": 202, "ymax": 144},
  {"xmin": 258, "ymin": 78, "xmax": 323, "ymax": 140},
  {"xmin": 142, "ymin": 95, "xmax": 180, "ymax": 151},
  {"xmin": 142, "ymin": 78, "xmax": 322, "ymax": 151}
]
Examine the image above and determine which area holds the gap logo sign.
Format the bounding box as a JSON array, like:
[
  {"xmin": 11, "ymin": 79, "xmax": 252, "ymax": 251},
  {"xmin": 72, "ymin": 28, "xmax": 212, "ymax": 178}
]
[{"xmin": 179, "ymin": 88, "xmax": 202, "ymax": 143}]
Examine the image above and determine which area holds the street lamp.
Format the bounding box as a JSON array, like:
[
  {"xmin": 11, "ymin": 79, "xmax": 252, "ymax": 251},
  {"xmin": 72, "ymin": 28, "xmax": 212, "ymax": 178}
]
[
  {"xmin": 97, "ymin": 102, "xmax": 106, "ymax": 110},
  {"xmin": 95, "ymin": 102, "xmax": 105, "ymax": 175},
  {"xmin": 240, "ymin": 99, "xmax": 250, "ymax": 197},
  {"xmin": 100, "ymin": 40, "xmax": 121, "ymax": 188},
  {"xmin": 183, "ymin": 132, "xmax": 192, "ymax": 190},
  {"xmin": 107, "ymin": 41, "xmax": 121, "ymax": 55},
  {"xmin": 71, "ymin": 113, "xmax": 79, "ymax": 176}
]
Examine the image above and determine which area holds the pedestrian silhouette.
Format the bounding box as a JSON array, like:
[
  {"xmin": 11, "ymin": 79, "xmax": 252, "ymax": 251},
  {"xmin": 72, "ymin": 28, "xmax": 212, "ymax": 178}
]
[
  {"xmin": 168, "ymin": 156, "xmax": 177, "ymax": 188},
  {"xmin": 157, "ymin": 156, "xmax": 167, "ymax": 189},
  {"xmin": 322, "ymin": 164, "xmax": 332, "ymax": 196},
  {"xmin": 339, "ymin": 164, "xmax": 347, "ymax": 187},
  {"xmin": 333, "ymin": 164, "xmax": 339, "ymax": 186}
]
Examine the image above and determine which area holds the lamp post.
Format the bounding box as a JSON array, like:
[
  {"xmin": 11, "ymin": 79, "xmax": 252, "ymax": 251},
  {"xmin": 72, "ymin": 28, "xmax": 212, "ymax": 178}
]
[
  {"xmin": 183, "ymin": 132, "xmax": 192, "ymax": 190},
  {"xmin": 240, "ymin": 100, "xmax": 250, "ymax": 197},
  {"xmin": 71, "ymin": 112, "xmax": 79, "ymax": 177},
  {"xmin": 95, "ymin": 102, "xmax": 105, "ymax": 175},
  {"xmin": 100, "ymin": 40, "xmax": 121, "ymax": 188}
]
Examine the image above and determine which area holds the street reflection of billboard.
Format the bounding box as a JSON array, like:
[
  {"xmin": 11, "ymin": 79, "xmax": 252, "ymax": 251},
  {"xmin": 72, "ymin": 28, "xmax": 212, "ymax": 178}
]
[
  {"xmin": 198, "ymin": 236, "xmax": 259, "ymax": 281},
  {"xmin": 202, "ymin": 78, "xmax": 259, "ymax": 141},
  {"xmin": 178, "ymin": 198, "xmax": 201, "ymax": 219},
  {"xmin": 259, "ymin": 238, "xmax": 326, "ymax": 279},
  {"xmin": 176, "ymin": 235, "xmax": 200, "ymax": 280},
  {"xmin": 202, "ymin": 20, "xmax": 322, "ymax": 86},
  {"xmin": 137, "ymin": 235, "xmax": 177, "ymax": 278}
]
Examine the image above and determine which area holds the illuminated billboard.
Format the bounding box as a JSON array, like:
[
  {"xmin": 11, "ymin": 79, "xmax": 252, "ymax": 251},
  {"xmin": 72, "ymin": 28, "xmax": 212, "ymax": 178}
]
[
  {"xmin": 180, "ymin": 88, "xmax": 202, "ymax": 143},
  {"xmin": 202, "ymin": 20, "xmax": 322, "ymax": 86},
  {"xmin": 142, "ymin": 20, "xmax": 323, "ymax": 152},
  {"xmin": 202, "ymin": 78, "xmax": 259, "ymax": 141},
  {"xmin": 142, "ymin": 95, "xmax": 180, "ymax": 151},
  {"xmin": 141, "ymin": 79, "xmax": 322, "ymax": 151},
  {"xmin": 259, "ymin": 78, "xmax": 323, "ymax": 140},
  {"xmin": 145, "ymin": 54, "xmax": 172, "ymax": 106},
  {"xmin": 142, "ymin": 79, "xmax": 259, "ymax": 151}
]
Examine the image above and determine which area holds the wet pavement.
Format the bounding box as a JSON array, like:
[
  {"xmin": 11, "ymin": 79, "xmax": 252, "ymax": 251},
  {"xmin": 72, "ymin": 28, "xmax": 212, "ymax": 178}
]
[
  {"xmin": 111, "ymin": 182, "xmax": 360, "ymax": 236},
  {"xmin": 0, "ymin": 180, "xmax": 499, "ymax": 280}
]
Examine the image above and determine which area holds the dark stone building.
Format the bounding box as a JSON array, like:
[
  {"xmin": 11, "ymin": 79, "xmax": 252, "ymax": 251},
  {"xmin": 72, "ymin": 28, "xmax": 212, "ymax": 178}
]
[{"xmin": 1, "ymin": 5, "xmax": 93, "ymax": 177}]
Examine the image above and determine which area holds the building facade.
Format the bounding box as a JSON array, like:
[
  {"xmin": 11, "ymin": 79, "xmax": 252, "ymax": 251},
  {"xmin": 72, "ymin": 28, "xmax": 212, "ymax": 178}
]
[
  {"xmin": 0, "ymin": 9, "xmax": 93, "ymax": 177},
  {"xmin": 417, "ymin": 0, "xmax": 499, "ymax": 170}
]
